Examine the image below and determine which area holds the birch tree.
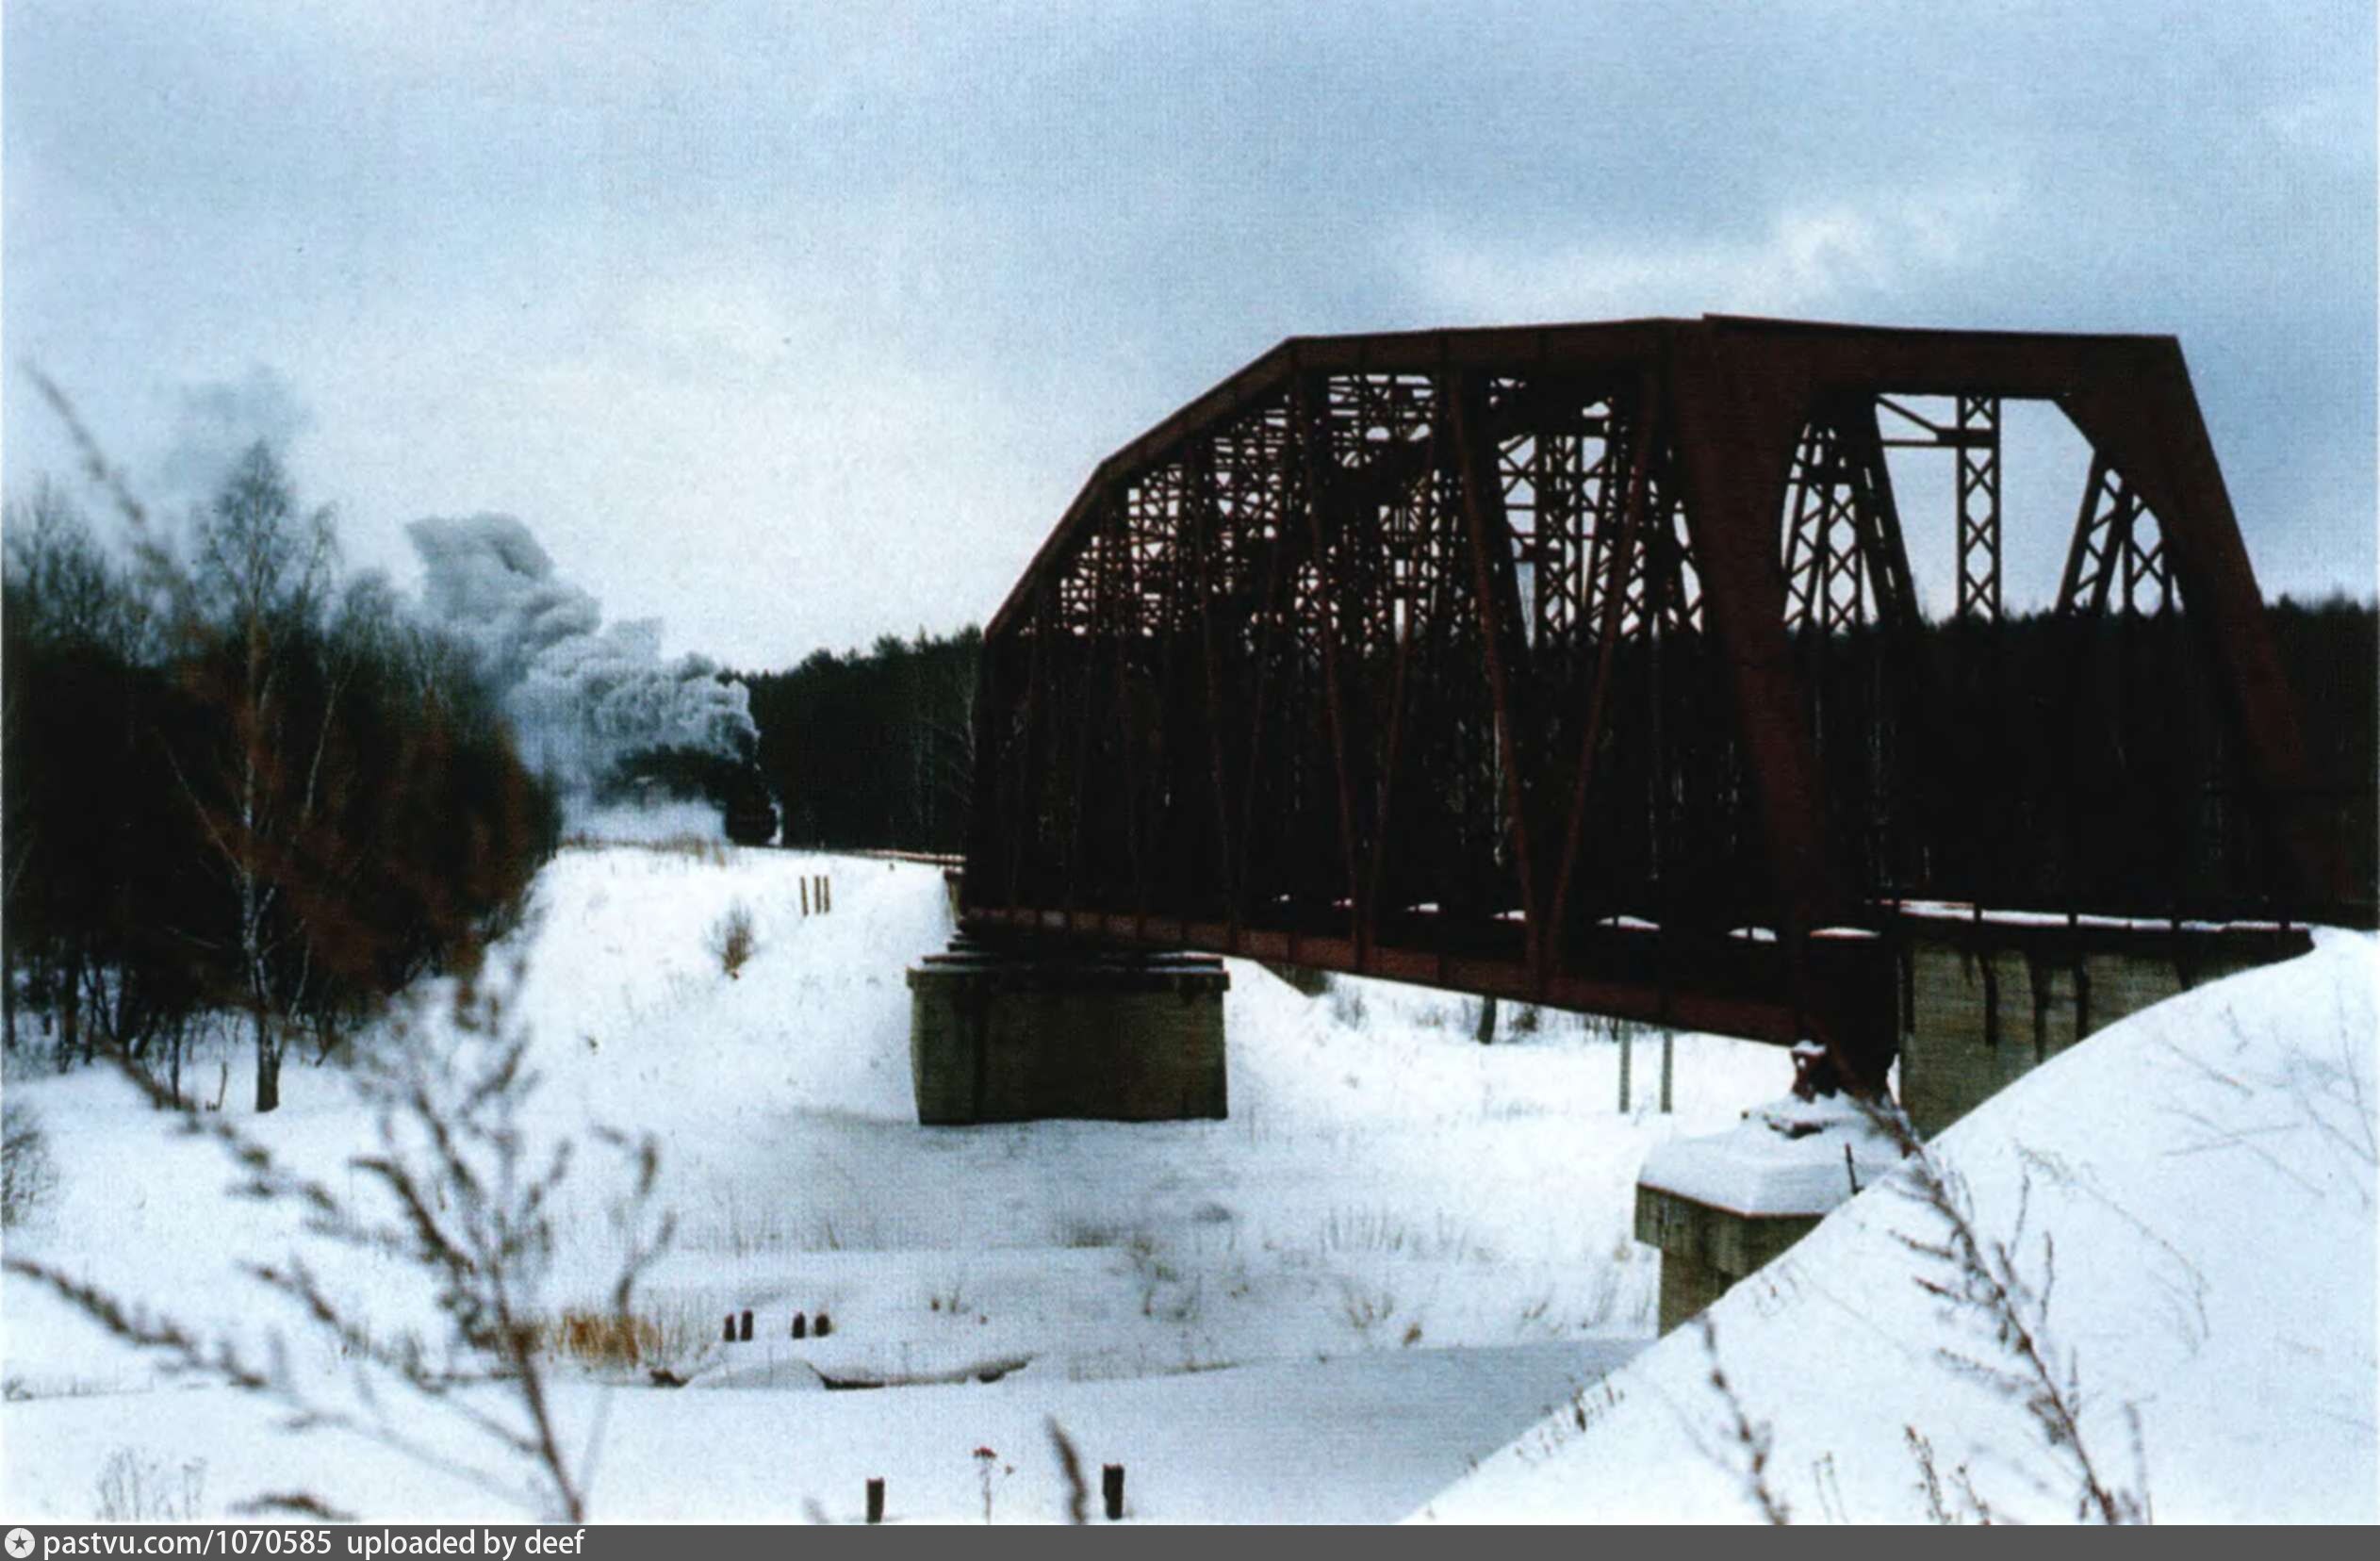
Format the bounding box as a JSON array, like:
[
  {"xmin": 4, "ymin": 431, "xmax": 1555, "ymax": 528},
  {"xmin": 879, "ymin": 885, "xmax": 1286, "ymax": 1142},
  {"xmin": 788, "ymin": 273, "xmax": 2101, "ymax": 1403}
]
[{"xmin": 177, "ymin": 442, "xmax": 338, "ymax": 1111}]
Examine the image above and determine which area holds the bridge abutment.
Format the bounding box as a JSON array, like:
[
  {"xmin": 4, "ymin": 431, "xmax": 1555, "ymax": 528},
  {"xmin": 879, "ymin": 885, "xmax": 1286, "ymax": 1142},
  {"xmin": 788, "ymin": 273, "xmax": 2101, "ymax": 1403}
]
[
  {"xmin": 1897, "ymin": 916, "xmax": 2309, "ymax": 1138},
  {"xmin": 1639, "ymin": 917, "xmax": 2312, "ymax": 1333},
  {"xmin": 905, "ymin": 937, "xmax": 1229, "ymax": 1125}
]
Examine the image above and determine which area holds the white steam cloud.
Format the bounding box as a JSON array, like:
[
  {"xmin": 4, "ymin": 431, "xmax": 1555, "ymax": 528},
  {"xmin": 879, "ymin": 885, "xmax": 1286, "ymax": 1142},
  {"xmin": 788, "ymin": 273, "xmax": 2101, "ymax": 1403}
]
[{"xmin": 406, "ymin": 514, "xmax": 757, "ymax": 793}]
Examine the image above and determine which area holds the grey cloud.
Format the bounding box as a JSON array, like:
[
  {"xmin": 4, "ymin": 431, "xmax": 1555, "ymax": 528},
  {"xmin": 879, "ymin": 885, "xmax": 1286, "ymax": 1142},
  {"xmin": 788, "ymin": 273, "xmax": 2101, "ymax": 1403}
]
[{"xmin": 3, "ymin": 1, "xmax": 2370, "ymax": 667}]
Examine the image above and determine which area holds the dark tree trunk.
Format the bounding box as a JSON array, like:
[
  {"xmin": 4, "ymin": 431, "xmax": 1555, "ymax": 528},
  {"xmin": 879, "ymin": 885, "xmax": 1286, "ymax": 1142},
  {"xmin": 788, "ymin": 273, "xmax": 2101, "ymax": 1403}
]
[
  {"xmin": 57, "ymin": 951, "xmax": 82, "ymax": 1069},
  {"xmin": 254, "ymin": 1008, "xmax": 281, "ymax": 1112}
]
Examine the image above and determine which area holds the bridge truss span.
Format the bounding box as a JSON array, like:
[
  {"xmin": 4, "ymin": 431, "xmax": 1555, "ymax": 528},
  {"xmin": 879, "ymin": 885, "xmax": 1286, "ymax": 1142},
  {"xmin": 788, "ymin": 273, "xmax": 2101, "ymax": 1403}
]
[{"xmin": 961, "ymin": 316, "xmax": 2348, "ymax": 1077}]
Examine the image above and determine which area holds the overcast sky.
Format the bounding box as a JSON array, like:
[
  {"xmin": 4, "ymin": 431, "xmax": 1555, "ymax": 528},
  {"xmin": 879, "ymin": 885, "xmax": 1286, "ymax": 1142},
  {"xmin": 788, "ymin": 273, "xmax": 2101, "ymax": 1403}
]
[{"xmin": 5, "ymin": 1, "xmax": 2372, "ymax": 668}]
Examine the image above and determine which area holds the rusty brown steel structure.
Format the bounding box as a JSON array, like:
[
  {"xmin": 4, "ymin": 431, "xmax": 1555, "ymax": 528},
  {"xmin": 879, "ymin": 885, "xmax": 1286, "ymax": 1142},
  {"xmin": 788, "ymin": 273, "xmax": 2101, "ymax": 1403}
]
[{"xmin": 960, "ymin": 316, "xmax": 2346, "ymax": 1075}]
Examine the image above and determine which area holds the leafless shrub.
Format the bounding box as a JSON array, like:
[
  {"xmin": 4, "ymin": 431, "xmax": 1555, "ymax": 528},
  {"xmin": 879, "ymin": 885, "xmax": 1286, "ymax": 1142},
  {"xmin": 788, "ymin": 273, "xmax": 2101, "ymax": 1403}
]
[
  {"xmin": 1325, "ymin": 983, "xmax": 1368, "ymax": 1027},
  {"xmin": 1906, "ymin": 1426, "xmax": 1997, "ymax": 1524},
  {"xmin": 708, "ymin": 901, "xmax": 756, "ymax": 978},
  {"xmin": 1336, "ymin": 1278, "xmax": 1396, "ymax": 1336},
  {"xmin": 1879, "ymin": 1120, "xmax": 2150, "ymax": 1524},
  {"xmin": 2158, "ymin": 1001, "xmax": 2376, "ymax": 1210},
  {"xmin": 1679, "ymin": 1081, "xmax": 2148, "ymax": 1523},
  {"xmin": 93, "ymin": 1446, "xmax": 207, "ymax": 1522},
  {"xmin": 1315, "ymin": 1206, "xmax": 1488, "ymax": 1263},
  {"xmin": 561, "ymin": 833, "xmax": 726, "ymax": 866},
  {"xmin": 1057, "ymin": 1218, "xmax": 1126, "ymax": 1250},
  {"xmin": 2, "ymin": 1096, "xmax": 58, "ymax": 1228},
  {"xmin": 538, "ymin": 1309, "xmax": 665, "ymax": 1371}
]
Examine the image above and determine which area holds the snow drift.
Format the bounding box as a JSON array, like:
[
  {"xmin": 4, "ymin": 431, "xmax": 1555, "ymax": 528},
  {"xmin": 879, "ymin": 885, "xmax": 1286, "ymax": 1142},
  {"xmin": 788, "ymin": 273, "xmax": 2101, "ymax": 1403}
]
[{"xmin": 1419, "ymin": 929, "xmax": 2378, "ymax": 1523}]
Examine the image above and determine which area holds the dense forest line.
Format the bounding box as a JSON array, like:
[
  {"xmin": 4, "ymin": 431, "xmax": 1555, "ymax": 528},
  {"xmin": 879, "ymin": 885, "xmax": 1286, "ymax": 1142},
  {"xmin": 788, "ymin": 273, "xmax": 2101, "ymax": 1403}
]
[
  {"xmin": 2, "ymin": 454, "xmax": 558, "ymax": 1109},
  {"xmin": 730, "ymin": 600, "xmax": 2374, "ymax": 910},
  {"xmin": 2267, "ymin": 594, "xmax": 2378, "ymax": 896},
  {"xmin": 1805, "ymin": 595, "xmax": 2378, "ymax": 913},
  {"xmin": 737, "ymin": 628, "xmax": 980, "ymax": 855}
]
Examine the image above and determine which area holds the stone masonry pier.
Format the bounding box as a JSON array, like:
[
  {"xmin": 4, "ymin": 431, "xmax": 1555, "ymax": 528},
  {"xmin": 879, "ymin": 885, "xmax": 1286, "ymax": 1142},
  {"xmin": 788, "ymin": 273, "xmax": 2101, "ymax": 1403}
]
[{"xmin": 906, "ymin": 935, "xmax": 1228, "ymax": 1125}]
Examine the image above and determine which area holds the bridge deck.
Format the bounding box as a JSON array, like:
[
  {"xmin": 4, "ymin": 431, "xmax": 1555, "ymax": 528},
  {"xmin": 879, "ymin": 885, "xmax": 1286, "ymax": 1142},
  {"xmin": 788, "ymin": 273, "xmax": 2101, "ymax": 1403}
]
[{"xmin": 961, "ymin": 900, "xmax": 2313, "ymax": 1051}]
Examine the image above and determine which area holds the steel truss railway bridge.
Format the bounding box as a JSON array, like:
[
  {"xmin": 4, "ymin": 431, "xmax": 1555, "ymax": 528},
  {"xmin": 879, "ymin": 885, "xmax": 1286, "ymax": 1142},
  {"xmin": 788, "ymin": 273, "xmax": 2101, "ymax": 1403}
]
[{"xmin": 952, "ymin": 317, "xmax": 2359, "ymax": 1090}]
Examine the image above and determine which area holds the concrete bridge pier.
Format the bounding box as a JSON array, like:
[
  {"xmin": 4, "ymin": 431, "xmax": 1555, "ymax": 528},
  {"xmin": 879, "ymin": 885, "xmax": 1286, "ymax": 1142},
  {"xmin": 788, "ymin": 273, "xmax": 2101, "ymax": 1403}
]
[
  {"xmin": 1634, "ymin": 1046, "xmax": 1905, "ymax": 1337},
  {"xmin": 905, "ymin": 935, "xmax": 1229, "ymax": 1125}
]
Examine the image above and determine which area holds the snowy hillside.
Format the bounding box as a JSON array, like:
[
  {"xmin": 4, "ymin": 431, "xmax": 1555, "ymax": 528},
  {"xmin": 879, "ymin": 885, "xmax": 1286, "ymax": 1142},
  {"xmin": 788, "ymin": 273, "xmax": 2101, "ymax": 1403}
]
[
  {"xmin": 3, "ymin": 839, "xmax": 1784, "ymax": 1522},
  {"xmin": 1420, "ymin": 930, "xmax": 2379, "ymax": 1523}
]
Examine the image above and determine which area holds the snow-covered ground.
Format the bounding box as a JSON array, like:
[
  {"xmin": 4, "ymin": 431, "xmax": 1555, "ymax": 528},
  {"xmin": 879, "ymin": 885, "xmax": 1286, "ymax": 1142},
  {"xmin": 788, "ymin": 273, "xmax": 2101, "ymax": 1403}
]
[
  {"xmin": 1421, "ymin": 928, "xmax": 2380, "ymax": 1524},
  {"xmin": 2, "ymin": 839, "xmax": 1784, "ymax": 1522},
  {"xmin": 9, "ymin": 839, "xmax": 2372, "ymax": 1522}
]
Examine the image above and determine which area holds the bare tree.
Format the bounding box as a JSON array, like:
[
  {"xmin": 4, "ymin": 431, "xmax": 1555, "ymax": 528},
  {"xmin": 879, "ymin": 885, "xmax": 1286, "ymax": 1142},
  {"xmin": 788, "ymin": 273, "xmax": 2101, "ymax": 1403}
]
[
  {"xmin": 4, "ymin": 480, "xmax": 149, "ymax": 651},
  {"xmin": 168, "ymin": 442, "xmax": 340, "ymax": 1110}
]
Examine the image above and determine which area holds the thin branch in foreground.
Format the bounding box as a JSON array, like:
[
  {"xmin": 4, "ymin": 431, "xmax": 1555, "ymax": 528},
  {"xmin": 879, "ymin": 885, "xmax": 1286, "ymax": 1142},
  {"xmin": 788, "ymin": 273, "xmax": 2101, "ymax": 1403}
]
[
  {"xmin": 6, "ymin": 985, "xmax": 672, "ymax": 1522},
  {"xmin": 1048, "ymin": 1419, "xmax": 1089, "ymax": 1525},
  {"xmin": 230, "ymin": 1493, "xmax": 360, "ymax": 1523},
  {"xmin": 1862, "ymin": 1096, "xmax": 2148, "ymax": 1524},
  {"xmin": 1692, "ymin": 1314, "xmax": 1791, "ymax": 1525}
]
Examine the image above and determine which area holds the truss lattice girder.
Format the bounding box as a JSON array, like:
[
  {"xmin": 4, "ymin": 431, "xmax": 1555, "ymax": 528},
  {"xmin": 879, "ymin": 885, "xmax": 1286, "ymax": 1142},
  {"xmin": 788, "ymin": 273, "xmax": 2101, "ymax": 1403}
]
[{"xmin": 968, "ymin": 316, "xmax": 2341, "ymax": 1060}]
